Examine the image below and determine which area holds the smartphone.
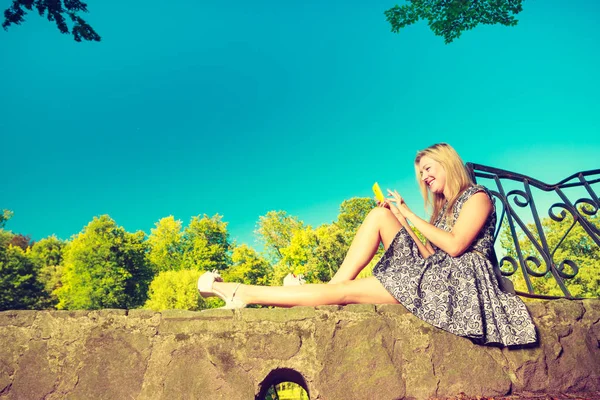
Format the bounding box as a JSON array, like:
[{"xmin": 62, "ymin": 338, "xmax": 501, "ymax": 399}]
[{"xmin": 372, "ymin": 182, "xmax": 385, "ymax": 202}]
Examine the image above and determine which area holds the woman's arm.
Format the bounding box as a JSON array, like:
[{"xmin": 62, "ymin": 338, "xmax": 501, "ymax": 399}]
[
  {"xmin": 380, "ymin": 201, "xmax": 433, "ymax": 259},
  {"xmin": 402, "ymin": 223, "xmax": 433, "ymax": 259},
  {"xmin": 401, "ymin": 192, "xmax": 493, "ymax": 257},
  {"xmin": 387, "ymin": 189, "xmax": 492, "ymax": 257},
  {"xmin": 425, "ymin": 240, "xmax": 435, "ymax": 255}
]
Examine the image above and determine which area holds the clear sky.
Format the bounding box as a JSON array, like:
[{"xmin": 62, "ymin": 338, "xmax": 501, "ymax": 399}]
[{"xmin": 1, "ymin": 0, "xmax": 599, "ymax": 250}]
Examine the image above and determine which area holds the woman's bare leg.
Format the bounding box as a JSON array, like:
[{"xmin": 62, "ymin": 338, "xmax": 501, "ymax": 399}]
[
  {"xmin": 204, "ymin": 207, "xmax": 404, "ymax": 308},
  {"xmin": 328, "ymin": 207, "xmax": 403, "ymax": 284},
  {"xmin": 212, "ymin": 277, "xmax": 399, "ymax": 307}
]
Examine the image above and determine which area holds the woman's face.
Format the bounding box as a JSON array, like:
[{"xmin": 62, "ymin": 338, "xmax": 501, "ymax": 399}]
[{"xmin": 419, "ymin": 156, "xmax": 447, "ymax": 195}]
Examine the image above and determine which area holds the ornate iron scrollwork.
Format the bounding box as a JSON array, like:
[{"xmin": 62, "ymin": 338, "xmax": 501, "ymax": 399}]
[{"xmin": 466, "ymin": 163, "xmax": 600, "ymax": 299}]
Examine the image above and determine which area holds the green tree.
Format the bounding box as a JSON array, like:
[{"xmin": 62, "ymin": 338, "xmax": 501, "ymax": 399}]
[
  {"xmin": 0, "ymin": 235, "xmax": 46, "ymax": 310},
  {"xmin": 55, "ymin": 215, "xmax": 153, "ymax": 309},
  {"xmin": 2, "ymin": 0, "xmax": 100, "ymax": 41},
  {"xmin": 273, "ymin": 223, "xmax": 350, "ymax": 284},
  {"xmin": 3, "ymin": 1, "xmax": 524, "ymax": 44},
  {"xmin": 337, "ymin": 197, "xmax": 376, "ymax": 241},
  {"xmin": 144, "ymin": 269, "xmax": 208, "ymax": 311},
  {"xmin": 223, "ymin": 244, "xmax": 273, "ymax": 285},
  {"xmin": 29, "ymin": 235, "xmax": 66, "ymax": 308},
  {"xmin": 147, "ymin": 216, "xmax": 184, "ymax": 273},
  {"xmin": 0, "ymin": 209, "xmax": 13, "ymax": 228},
  {"xmin": 255, "ymin": 211, "xmax": 304, "ymax": 264},
  {"xmin": 0, "ymin": 230, "xmax": 12, "ymax": 251},
  {"xmin": 278, "ymin": 226, "xmax": 320, "ymax": 283},
  {"xmin": 263, "ymin": 200, "xmax": 381, "ymax": 285},
  {"xmin": 314, "ymin": 223, "xmax": 348, "ymax": 282},
  {"xmin": 499, "ymin": 211, "xmax": 600, "ymax": 298},
  {"xmin": 385, "ymin": 0, "xmax": 524, "ymax": 44},
  {"xmin": 336, "ymin": 198, "xmax": 390, "ymax": 279},
  {"xmin": 181, "ymin": 214, "xmax": 231, "ymax": 271}
]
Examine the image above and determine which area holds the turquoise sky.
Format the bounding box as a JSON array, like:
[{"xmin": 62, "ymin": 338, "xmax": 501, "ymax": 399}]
[{"xmin": 1, "ymin": 0, "xmax": 599, "ymax": 249}]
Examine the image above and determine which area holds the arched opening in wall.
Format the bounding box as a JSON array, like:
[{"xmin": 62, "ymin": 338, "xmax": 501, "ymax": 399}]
[{"xmin": 256, "ymin": 368, "xmax": 310, "ymax": 400}]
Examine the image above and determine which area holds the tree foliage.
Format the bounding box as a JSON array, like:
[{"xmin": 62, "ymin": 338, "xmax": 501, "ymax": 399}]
[
  {"xmin": 29, "ymin": 235, "xmax": 66, "ymax": 307},
  {"xmin": 277, "ymin": 226, "xmax": 320, "ymax": 283},
  {"xmin": 336, "ymin": 197, "xmax": 386, "ymax": 279},
  {"xmin": 2, "ymin": 0, "xmax": 100, "ymax": 41},
  {"xmin": 385, "ymin": 0, "xmax": 524, "ymax": 44},
  {"xmin": 223, "ymin": 244, "xmax": 273, "ymax": 285},
  {"xmin": 271, "ymin": 223, "xmax": 350, "ymax": 284},
  {"xmin": 144, "ymin": 269, "xmax": 206, "ymax": 311},
  {"xmin": 3, "ymin": 0, "xmax": 525, "ymax": 44},
  {"xmin": 55, "ymin": 215, "xmax": 152, "ymax": 309},
  {"xmin": 255, "ymin": 211, "xmax": 304, "ymax": 264},
  {"xmin": 337, "ymin": 198, "xmax": 376, "ymax": 241},
  {"xmin": 314, "ymin": 224, "xmax": 348, "ymax": 281},
  {"xmin": 181, "ymin": 214, "xmax": 231, "ymax": 272},
  {"xmin": 0, "ymin": 211, "xmax": 237, "ymax": 311},
  {"xmin": 499, "ymin": 211, "xmax": 600, "ymax": 298},
  {"xmin": 7, "ymin": 187, "xmax": 597, "ymax": 313},
  {"xmin": 257, "ymin": 199, "xmax": 380, "ymax": 285},
  {"xmin": 0, "ymin": 209, "xmax": 13, "ymax": 229},
  {"xmin": 147, "ymin": 216, "xmax": 184, "ymax": 273},
  {"xmin": 147, "ymin": 214, "xmax": 232, "ymax": 273},
  {"xmin": 0, "ymin": 230, "xmax": 47, "ymax": 310}
]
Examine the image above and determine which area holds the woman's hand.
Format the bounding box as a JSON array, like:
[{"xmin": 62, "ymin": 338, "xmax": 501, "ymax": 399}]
[
  {"xmin": 377, "ymin": 191, "xmax": 407, "ymax": 225},
  {"xmin": 386, "ymin": 189, "xmax": 412, "ymax": 219}
]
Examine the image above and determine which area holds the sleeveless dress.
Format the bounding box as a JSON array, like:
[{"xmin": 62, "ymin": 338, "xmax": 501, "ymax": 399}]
[{"xmin": 372, "ymin": 184, "xmax": 537, "ymax": 346}]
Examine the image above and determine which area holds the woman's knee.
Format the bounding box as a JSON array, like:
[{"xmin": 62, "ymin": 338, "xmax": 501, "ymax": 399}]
[
  {"xmin": 341, "ymin": 278, "xmax": 399, "ymax": 305},
  {"xmin": 337, "ymin": 279, "xmax": 378, "ymax": 304},
  {"xmin": 367, "ymin": 206, "xmax": 396, "ymax": 223},
  {"xmin": 368, "ymin": 207, "xmax": 402, "ymax": 248}
]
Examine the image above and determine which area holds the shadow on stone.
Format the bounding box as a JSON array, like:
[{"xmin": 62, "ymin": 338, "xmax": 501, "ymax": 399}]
[{"xmin": 256, "ymin": 368, "xmax": 310, "ymax": 400}]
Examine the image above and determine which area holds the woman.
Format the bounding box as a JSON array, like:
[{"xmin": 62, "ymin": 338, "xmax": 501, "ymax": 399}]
[{"xmin": 197, "ymin": 143, "xmax": 537, "ymax": 346}]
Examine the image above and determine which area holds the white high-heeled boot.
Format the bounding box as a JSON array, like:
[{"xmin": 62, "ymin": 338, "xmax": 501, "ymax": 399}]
[{"xmin": 197, "ymin": 270, "xmax": 247, "ymax": 309}]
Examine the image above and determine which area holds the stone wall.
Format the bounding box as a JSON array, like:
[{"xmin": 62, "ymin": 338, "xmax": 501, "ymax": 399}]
[{"xmin": 0, "ymin": 299, "xmax": 599, "ymax": 400}]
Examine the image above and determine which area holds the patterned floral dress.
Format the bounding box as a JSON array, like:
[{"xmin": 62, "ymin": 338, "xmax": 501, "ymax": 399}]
[{"xmin": 373, "ymin": 184, "xmax": 537, "ymax": 346}]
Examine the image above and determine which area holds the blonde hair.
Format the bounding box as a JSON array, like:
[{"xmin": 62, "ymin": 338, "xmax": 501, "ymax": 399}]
[{"xmin": 414, "ymin": 143, "xmax": 474, "ymax": 225}]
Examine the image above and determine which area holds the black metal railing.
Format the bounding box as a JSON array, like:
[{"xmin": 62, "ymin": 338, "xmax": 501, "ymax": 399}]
[{"xmin": 466, "ymin": 163, "xmax": 600, "ymax": 299}]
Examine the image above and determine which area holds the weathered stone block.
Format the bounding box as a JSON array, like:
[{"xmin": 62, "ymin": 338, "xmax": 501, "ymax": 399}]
[
  {"xmin": 0, "ymin": 310, "xmax": 37, "ymax": 327},
  {"xmin": 197, "ymin": 308, "xmax": 235, "ymax": 318},
  {"xmin": 127, "ymin": 309, "xmax": 160, "ymax": 319},
  {"xmin": 432, "ymin": 332, "xmax": 511, "ymax": 398},
  {"xmin": 159, "ymin": 317, "xmax": 235, "ymax": 335},
  {"xmin": 65, "ymin": 330, "xmax": 150, "ymax": 400},
  {"xmin": 241, "ymin": 306, "xmax": 316, "ymax": 322},
  {"xmin": 342, "ymin": 303, "xmax": 376, "ymax": 313},
  {"xmin": 7, "ymin": 341, "xmax": 56, "ymax": 400},
  {"xmin": 243, "ymin": 332, "xmax": 302, "ymax": 360},
  {"xmin": 317, "ymin": 318, "xmax": 405, "ymax": 400},
  {"xmin": 315, "ymin": 305, "xmax": 341, "ymax": 312}
]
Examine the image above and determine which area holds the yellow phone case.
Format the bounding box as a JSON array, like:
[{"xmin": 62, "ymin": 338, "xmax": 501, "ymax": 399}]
[{"xmin": 372, "ymin": 182, "xmax": 385, "ymax": 202}]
